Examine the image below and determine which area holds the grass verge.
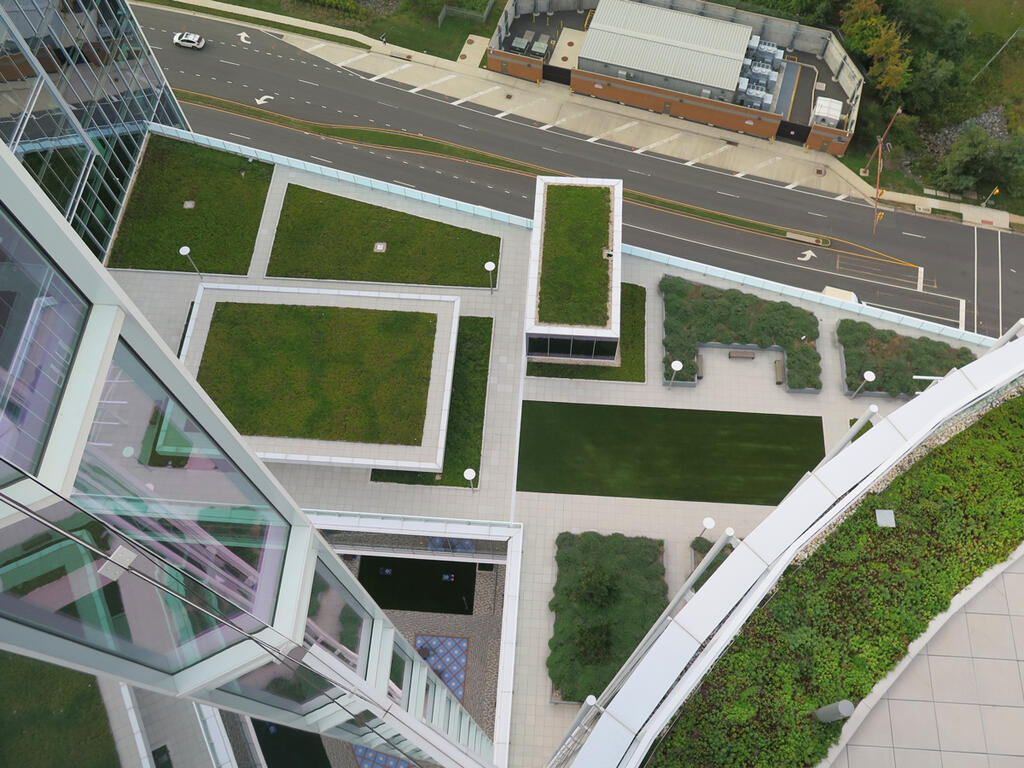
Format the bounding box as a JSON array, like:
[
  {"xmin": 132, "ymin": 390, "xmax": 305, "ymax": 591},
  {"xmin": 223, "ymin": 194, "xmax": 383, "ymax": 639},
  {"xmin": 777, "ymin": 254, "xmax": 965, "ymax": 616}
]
[
  {"xmin": 837, "ymin": 319, "xmax": 976, "ymax": 397},
  {"xmin": 108, "ymin": 135, "xmax": 271, "ymax": 273},
  {"xmin": 661, "ymin": 276, "xmax": 822, "ymax": 390},
  {"xmin": 136, "ymin": 0, "xmax": 370, "ymax": 48},
  {"xmin": 372, "ymin": 316, "xmax": 492, "ymax": 486},
  {"xmin": 0, "ymin": 651, "xmax": 121, "ymax": 768},
  {"xmin": 548, "ymin": 532, "xmax": 667, "ymax": 702},
  {"xmin": 652, "ymin": 391, "xmax": 1024, "ymax": 767},
  {"xmin": 268, "ymin": 185, "xmax": 500, "ymax": 285},
  {"xmin": 197, "ymin": 303, "xmax": 435, "ymax": 444},
  {"xmin": 516, "ymin": 401, "xmax": 824, "ymax": 505},
  {"xmin": 527, "ymin": 283, "xmax": 645, "ymax": 381},
  {"xmin": 538, "ymin": 185, "xmax": 612, "ymax": 326}
]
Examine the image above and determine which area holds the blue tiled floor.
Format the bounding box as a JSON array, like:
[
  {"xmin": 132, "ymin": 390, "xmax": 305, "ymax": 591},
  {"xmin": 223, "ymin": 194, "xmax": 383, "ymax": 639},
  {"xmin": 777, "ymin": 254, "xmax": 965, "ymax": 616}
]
[
  {"xmin": 352, "ymin": 745, "xmax": 409, "ymax": 768},
  {"xmin": 415, "ymin": 635, "xmax": 469, "ymax": 700}
]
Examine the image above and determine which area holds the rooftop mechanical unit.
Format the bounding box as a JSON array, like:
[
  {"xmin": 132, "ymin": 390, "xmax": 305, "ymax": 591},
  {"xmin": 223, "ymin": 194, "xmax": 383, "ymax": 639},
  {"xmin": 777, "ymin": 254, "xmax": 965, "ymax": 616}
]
[{"xmin": 812, "ymin": 96, "xmax": 844, "ymax": 128}]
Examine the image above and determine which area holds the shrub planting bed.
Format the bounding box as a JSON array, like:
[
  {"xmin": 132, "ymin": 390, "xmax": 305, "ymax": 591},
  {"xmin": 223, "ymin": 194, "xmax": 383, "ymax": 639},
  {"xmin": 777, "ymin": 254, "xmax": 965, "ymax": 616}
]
[
  {"xmin": 548, "ymin": 532, "xmax": 667, "ymax": 702},
  {"xmin": 538, "ymin": 185, "xmax": 611, "ymax": 327},
  {"xmin": 268, "ymin": 185, "xmax": 500, "ymax": 286},
  {"xmin": 372, "ymin": 317, "xmax": 492, "ymax": 486},
  {"xmin": 837, "ymin": 319, "xmax": 976, "ymax": 397},
  {"xmin": 517, "ymin": 401, "xmax": 824, "ymax": 505},
  {"xmin": 527, "ymin": 284, "xmax": 645, "ymax": 382},
  {"xmin": 651, "ymin": 390, "xmax": 1024, "ymax": 767},
  {"xmin": 108, "ymin": 136, "xmax": 271, "ymax": 274},
  {"xmin": 661, "ymin": 277, "xmax": 821, "ymax": 389},
  {"xmin": 197, "ymin": 303, "xmax": 435, "ymax": 445}
]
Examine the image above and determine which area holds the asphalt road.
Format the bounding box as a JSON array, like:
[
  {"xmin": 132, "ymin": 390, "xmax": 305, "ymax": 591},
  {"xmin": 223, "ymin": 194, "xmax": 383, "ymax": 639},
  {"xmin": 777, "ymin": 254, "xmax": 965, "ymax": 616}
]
[{"xmin": 138, "ymin": 5, "xmax": 1024, "ymax": 334}]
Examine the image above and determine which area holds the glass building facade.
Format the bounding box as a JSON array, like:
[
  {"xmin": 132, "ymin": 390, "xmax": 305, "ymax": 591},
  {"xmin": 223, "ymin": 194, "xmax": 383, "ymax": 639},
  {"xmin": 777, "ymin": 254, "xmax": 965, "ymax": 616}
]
[
  {"xmin": 0, "ymin": 0, "xmax": 184, "ymax": 256},
  {"xmin": 0, "ymin": 122, "xmax": 495, "ymax": 766}
]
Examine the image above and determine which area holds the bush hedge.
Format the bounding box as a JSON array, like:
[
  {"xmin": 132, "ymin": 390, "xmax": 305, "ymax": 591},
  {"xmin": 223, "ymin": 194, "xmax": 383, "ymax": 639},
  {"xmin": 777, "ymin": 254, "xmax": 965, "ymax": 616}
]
[
  {"xmin": 548, "ymin": 532, "xmax": 667, "ymax": 702},
  {"xmin": 650, "ymin": 390, "xmax": 1024, "ymax": 767},
  {"xmin": 661, "ymin": 277, "xmax": 821, "ymax": 389},
  {"xmin": 837, "ymin": 319, "xmax": 976, "ymax": 397}
]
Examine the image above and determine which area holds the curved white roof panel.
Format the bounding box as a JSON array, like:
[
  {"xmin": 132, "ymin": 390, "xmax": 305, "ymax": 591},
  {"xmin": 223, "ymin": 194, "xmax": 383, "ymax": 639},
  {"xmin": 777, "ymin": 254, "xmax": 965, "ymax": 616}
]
[{"xmin": 579, "ymin": 0, "xmax": 751, "ymax": 92}]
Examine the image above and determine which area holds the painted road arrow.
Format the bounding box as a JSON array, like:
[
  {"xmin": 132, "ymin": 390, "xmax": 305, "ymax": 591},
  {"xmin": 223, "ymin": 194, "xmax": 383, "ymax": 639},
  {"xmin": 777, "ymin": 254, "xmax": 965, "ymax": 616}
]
[
  {"xmin": 237, "ymin": 31, "xmax": 251, "ymax": 44},
  {"xmin": 254, "ymin": 95, "xmax": 274, "ymax": 105},
  {"xmin": 797, "ymin": 250, "xmax": 817, "ymax": 261}
]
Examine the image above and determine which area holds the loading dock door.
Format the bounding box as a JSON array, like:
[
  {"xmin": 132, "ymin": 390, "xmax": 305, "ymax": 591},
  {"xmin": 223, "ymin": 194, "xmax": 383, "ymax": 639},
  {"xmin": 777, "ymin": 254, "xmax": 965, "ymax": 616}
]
[
  {"xmin": 776, "ymin": 120, "xmax": 811, "ymax": 143},
  {"xmin": 542, "ymin": 64, "xmax": 571, "ymax": 85}
]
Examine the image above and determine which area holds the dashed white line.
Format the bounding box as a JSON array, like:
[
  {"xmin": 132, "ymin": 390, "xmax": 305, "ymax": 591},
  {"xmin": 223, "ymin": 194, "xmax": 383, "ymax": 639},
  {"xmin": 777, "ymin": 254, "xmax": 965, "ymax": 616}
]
[
  {"xmin": 219, "ymin": 59, "xmax": 240, "ymax": 66},
  {"xmin": 310, "ymin": 155, "xmax": 332, "ymax": 164},
  {"xmin": 715, "ymin": 190, "xmax": 739, "ymax": 198},
  {"xmin": 458, "ymin": 124, "xmax": 475, "ymax": 131},
  {"xmin": 229, "ymin": 132, "xmax": 251, "ymax": 140},
  {"xmin": 395, "ymin": 181, "xmax": 416, "ymax": 188},
  {"xmin": 902, "ymin": 232, "xmax": 926, "ymax": 239},
  {"xmin": 542, "ymin": 147, "xmax": 561, "ymax": 153},
  {"xmin": 298, "ymin": 79, "xmax": 319, "ymax": 87},
  {"xmin": 377, "ymin": 101, "xmax": 398, "ymax": 109},
  {"xmin": 807, "ymin": 211, "xmax": 827, "ymax": 218},
  {"xmin": 150, "ymin": 45, "xmax": 163, "ymax": 49},
  {"xmin": 628, "ymin": 169, "xmax": 650, "ymax": 176}
]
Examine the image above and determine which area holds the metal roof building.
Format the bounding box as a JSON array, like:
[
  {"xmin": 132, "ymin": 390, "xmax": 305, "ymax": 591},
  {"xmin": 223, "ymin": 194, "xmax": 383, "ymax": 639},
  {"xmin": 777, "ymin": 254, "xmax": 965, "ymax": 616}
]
[{"xmin": 577, "ymin": 0, "xmax": 752, "ymax": 100}]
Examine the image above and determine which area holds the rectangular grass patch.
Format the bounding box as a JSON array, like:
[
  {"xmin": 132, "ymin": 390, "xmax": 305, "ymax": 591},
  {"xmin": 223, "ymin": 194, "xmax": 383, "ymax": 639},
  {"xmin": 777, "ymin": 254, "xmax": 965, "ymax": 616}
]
[
  {"xmin": 517, "ymin": 401, "xmax": 823, "ymax": 505},
  {"xmin": 108, "ymin": 136, "xmax": 271, "ymax": 274},
  {"xmin": 371, "ymin": 316, "xmax": 492, "ymax": 486},
  {"xmin": 0, "ymin": 651, "xmax": 121, "ymax": 768},
  {"xmin": 267, "ymin": 185, "xmax": 500, "ymax": 286},
  {"xmin": 538, "ymin": 185, "xmax": 611, "ymax": 326},
  {"xmin": 528, "ymin": 283, "xmax": 645, "ymax": 382},
  {"xmin": 837, "ymin": 318, "xmax": 976, "ymax": 397},
  {"xmin": 197, "ymin": 303, "xmax": 435, "ymax": 445}
]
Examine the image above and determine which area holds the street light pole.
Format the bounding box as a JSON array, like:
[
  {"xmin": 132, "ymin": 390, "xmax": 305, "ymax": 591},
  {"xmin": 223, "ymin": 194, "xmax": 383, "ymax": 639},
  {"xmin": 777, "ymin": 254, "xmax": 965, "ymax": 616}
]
[
  {"xmin": 865, "ymin": 106, "xmax": 902, "ymax": 234},
  {"xmin": 463, "ymin": 467, "xmax": 476, "ymax": 491},
  {"xmin": 179, "ymin": 246, "xmax": 204, "ymax": 282},
  {"xmin": 484, "ymin": 261, "xmax": 496, "ymax": 294},
  {"xmin": 851, "ymin": 369, "xmax": 876, "ymax": 398},
  {"xmin": 668, "ymin": 359, "xmax": 683, "ymax": 386}
]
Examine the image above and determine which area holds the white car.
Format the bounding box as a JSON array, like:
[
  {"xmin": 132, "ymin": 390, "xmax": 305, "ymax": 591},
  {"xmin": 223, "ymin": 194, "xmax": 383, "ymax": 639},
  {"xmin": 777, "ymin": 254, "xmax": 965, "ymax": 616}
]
[{"xmin": 172, "ymin": 32, "xmax": 206, "ymax": 49}]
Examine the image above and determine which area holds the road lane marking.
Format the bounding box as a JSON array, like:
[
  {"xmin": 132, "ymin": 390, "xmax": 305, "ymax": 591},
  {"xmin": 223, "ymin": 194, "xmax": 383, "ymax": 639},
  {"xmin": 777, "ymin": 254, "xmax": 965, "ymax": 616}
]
[
  {"xmin": 495, "ymin": 97, "xmax": 546, "ymax": 118},
  {"xmin": 735, "ymin": 156, "xmax": 781, "ymax": 178},
  {"xmin": 310, "ymin": 155, "xmax": 332, "ymax": 164},
  {"xmin": 715, "ymin": 190, "xmax": 739, "ymax": 198},
  {"xmin": 458, "ymin": 124, "xmax": 475, "ymax": 130},
  {"xmin": 298, "ymin": 79, "xmax": 319, "ymax": 86},
  {"xmin": 902, "ymin": 232, "xmax": 925, "ymax": 238},
  {"xmin": 339, "ymin": 52, "xmax": 369, "ymax": 66},
  {"xmin": 219, "ymin": 59, "xmax": 240, "ymax": 66},
  {"xmin": 452, "ymin": 85, "xmax": 500, "ymax": 106},
  {"xmin": 228, "ymin": 132, "xmax": 251, "ymax": 140},
  {"xmin": 410, "ymin": 74, "xmax": 456, "ymax": 93},
  {"xmin": 973, "ymin": 226, "xmax": 978, "ymax": 334},
  {"xmin": 370, "ymin": 63, "xmax": 411, "ymax": 82},
  {"xmin": 785, "ymin": 182, "xmax": 798, "ymax": 189},
  {"xmin": 587, "ymin": 120, "xmax": 637, "ymax": 142},
  {"xmin": 539, "ymin": 111, "xmax": 585, "ymax": 130},
  {"xmin": 628, "ymin": 169, "xmax": 650, "ymax": 176},
  {"xmin": 150, "ymin": 45, "xmax": 162, "ymax": 49},
  {"xmin": 685, "ymin": 144, "xmax": 731, "ymax": 166},
  {"xmin": 807, "ymin": 212, "xmax": 827, "ymax": 218},
  {"xmin": 542, "ymin": 147, "xmax": 561, "ymax": 153},
  {"xmin": 634, "ymin": 132, "xmax": 681, "ymax": 154}
]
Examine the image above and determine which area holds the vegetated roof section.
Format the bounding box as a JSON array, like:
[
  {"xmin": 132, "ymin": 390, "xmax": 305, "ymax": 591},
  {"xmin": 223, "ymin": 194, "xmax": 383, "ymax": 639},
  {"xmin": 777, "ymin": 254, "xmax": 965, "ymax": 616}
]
[
  {"xmin": 580, "ymin": 0, "xmax": 751, "ymax": 92},
  {"xmin": 538, "ymin": 184, "xmax": 612, "ymax": 327}
]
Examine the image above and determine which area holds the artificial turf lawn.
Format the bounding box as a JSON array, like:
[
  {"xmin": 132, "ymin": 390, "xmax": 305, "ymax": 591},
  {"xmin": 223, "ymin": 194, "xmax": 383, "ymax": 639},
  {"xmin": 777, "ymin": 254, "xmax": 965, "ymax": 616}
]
[
  {"xmin": 267, "ymin": 185, "xmax": 500, "ymax": 286},
  {"xmin": 357, "ymin": 556, "xmax": 475, "ymax": 614},
  {"xmin": 108, "ymin": 136, "xmax": 271, "ymax": 274},
  {"xmin": 0, "ymin": 651, "xmax": 121, "ymax": 768},
  {"xmin": 527, "ymin": 283, "xmax": 646, "ymax": 382},
  {"xmin": 538, "ymin": 185, "xmax": 612, "ymax": 327},
  {"xmin": 516, "ymin": 401, "xmax": 824, "ymax": 505},
  {"xmin": 197, "ymin": 303, "xmax": 435, "ymax": 445},
  {"xmin": 372, "ymin": 316, "xmax": 492, "ymax": 486}
]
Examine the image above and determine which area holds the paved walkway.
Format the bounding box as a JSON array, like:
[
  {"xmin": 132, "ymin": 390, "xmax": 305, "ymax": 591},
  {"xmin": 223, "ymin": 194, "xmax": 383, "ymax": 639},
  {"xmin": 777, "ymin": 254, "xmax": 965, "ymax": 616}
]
[
  {"xmin": 110, "ymin": 139, "xmax": 991, "ymax": 767},
  {"xmin": 833, "ymin": 558, "xmax": 1024, "ymax": 768},
  {"xmin": 134, "ymin": 0, "xmax": 1017, "ymax": 230}
]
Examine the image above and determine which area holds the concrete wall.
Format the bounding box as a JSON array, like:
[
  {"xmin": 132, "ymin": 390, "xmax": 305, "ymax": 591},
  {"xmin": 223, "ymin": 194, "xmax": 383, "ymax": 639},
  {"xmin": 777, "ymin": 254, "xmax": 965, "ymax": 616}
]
[{"xmin": 571, "ymin": 69, "xmax": 780, "ymax": 138}]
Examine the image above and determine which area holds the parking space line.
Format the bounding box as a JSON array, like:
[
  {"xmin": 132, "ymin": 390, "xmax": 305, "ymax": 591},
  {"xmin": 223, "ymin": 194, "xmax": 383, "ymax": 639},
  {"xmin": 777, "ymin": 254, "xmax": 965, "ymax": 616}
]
[
  {"xmin": 452, "ymin": 85, "xmax": 500, "ymax": 106},
  {"xmin": 410, "ymin": 74, "xmax": 456, "ymax": 93},
  {"xmin": 634, "ymin": 132, "xmax": 681, "ymax": 154},
  {"xmin": 370, "ymin": 63, "xmax": 411, "ymax": 82},
  {"xmin": 586, "ymin": 120, "xmax": 637, "ymax": 143}
]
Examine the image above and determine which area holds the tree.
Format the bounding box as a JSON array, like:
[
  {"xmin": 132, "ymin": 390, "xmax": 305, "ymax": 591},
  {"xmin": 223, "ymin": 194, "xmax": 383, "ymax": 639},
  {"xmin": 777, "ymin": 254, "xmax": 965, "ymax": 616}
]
[
  {"xmin": 841, "ymin": 0, "xmax": 882, "ymax": 26},
  {"xmin": 931, "ymin": 125, "xmax": 995, "ymax": 193},
  {"xmin": 865, "ymin": 20, "xmax": 912, "ymax": 102},
  {"xmin": 903, "ymin": 52, "xmax": 958, "ymax": 115}
]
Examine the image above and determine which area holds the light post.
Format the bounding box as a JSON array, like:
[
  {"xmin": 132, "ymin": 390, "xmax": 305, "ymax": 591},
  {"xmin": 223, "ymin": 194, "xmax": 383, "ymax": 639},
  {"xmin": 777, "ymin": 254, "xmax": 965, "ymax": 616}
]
[
  {"xmin": 851, "ymin": 369, "xmax": 876, "ymax": 398},
  {"xmin": 463, "ymin": 467, "xmax": 476, "ymax": 491},
  {"xmin": 179, "ymin": 246, "xmax": 204, "ymax": 282},
  {"xmin": 698, "ymin": 516, "xmax": 715, "ymax": 539},
  {"xmin": 484, "ymin": 261, "xmax": 496, "ymax": 294},
  {"xmin": 983, "ymin": 186, "xmax": 1000, "ymax": 207},
  {"xmin": 668, "ymin": 359, "xmax": 683, "ymax": 386}
]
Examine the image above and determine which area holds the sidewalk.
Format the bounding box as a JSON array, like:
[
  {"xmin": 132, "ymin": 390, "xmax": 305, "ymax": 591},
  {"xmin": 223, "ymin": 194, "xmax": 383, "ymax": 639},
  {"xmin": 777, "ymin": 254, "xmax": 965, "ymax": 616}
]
[{"xmin": 140, "ymin": 0, "xmax": 1019, "ymax": 231}]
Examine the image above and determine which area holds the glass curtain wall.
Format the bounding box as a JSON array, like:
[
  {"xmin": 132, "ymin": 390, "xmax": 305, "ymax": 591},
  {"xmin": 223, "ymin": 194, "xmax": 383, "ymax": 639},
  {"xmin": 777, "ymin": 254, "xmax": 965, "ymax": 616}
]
[
  {"xmin": 0, "ymin": 203, "xmax": 89, "ymax": 474},
  {"xmin": 0, "ymin": 0, "xmax": 184, "ymax": 255}
]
